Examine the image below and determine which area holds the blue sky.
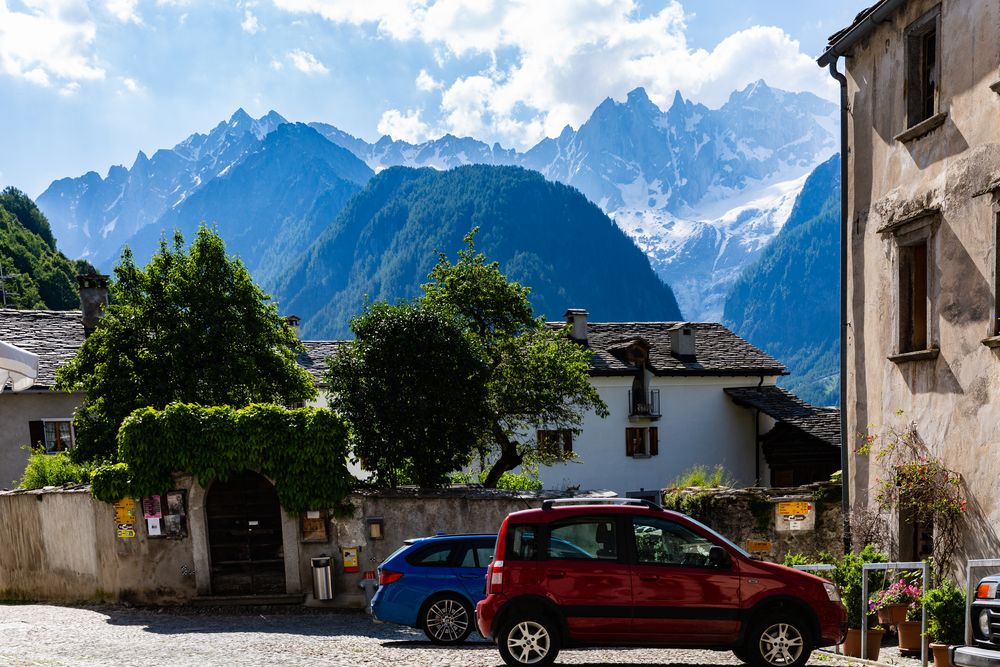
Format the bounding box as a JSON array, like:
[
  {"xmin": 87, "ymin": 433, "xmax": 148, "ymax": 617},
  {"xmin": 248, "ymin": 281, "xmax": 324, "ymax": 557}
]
[{"xmin": 0, "ymin": 0, "xmax": 870, "ymax": 198}]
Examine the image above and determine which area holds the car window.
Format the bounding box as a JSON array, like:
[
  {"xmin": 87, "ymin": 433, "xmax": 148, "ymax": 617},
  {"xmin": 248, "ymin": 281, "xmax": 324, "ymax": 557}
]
[
  {"xmin": 506, "ymin": 525, "xmax": 539, "ymax": 561},
  {"xmin": 456, "ymin": 543, "xmax": 477, "ymax": 568},
  {"xmin": 632, "ymin": 516, "xmax": 714, "ymax": 567},
  {"xmin": 547, "ymin": 517, "xmax": 617, "ymax": 561},
  {"xmin": 406, "ymin": 542, "xmax": 454, "ymax": 567},
  {"xmin": 473, "ymin": 538, "xmax": 495, "ymax": 567}
]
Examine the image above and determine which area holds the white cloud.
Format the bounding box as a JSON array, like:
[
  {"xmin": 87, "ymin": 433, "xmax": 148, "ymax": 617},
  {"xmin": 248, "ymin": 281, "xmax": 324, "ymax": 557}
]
[
  {"xmin": 105, "ymin": 0, "xmax": 141, "ymax": 24},
  {"xmin": 59, "ymin": 81, "xmax": 80, "ymax": 95},
  {"xmin": 286, "ymin": 48, "xmax": 329, "ymax": 75},
  {"xmin": 272, "ymin": 0, "xmax": 837, "ymax": 149},
  {"xmin": 377, "ymin": 108, "xmax": 430, "ymax": 143},
  {"xmin": 120, "ymin": 76, "xmax": 142, "ymax": 93},
  {"xmin": 241, "ymin": 8, "xmax": 260, "ymax": 34},
  {"xmin": 0, "ymin": 0, "xmax": 105, "ymax": 89},
  {"xmin": 415, "ymin": 68, "xmax": 441, "ymax": 91}
]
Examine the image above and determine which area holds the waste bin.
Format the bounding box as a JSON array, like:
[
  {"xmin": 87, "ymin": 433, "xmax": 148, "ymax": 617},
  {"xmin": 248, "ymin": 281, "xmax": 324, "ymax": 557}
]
[
  {"xmin": 311, "ymin": 556, "xmax": 334, "ymax": 601},
  {"xmin": 359, "ymin": 571, "xmax": 378, "ymax": 614}
]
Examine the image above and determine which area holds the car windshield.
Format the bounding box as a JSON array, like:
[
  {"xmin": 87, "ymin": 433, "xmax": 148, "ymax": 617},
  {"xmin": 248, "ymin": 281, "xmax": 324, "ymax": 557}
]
[{"xmin": 683, "ymin": 515, "xmax": 750, "ymax": 558}]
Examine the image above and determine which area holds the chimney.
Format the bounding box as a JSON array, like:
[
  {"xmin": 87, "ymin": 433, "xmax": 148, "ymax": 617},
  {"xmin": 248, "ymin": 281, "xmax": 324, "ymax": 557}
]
[
  {"xmin": 564, "ymin": 308, "xmax": 588, "ymax": 343},
  {"xmin": 284, "ymin": 315, "xmax": 301, "ymax": 338},
  {"xmin": 668, "ymin": 323, "xmax": 696, "ymax": 360},
  {"xmin": 77, "ymin": 274, "xmax": 109, "ymax": 336}
]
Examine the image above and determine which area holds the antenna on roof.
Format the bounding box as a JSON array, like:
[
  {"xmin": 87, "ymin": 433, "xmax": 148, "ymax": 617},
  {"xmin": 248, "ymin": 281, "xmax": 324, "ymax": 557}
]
[{"xmin": 0, "ymin": 262, "xmax": 20, "ymax": 307}]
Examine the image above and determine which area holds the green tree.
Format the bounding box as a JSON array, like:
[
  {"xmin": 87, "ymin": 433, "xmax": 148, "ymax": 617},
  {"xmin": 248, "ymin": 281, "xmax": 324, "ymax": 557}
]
[
  {"xmin": 56, "ymin": 225, "xmax": 316, "ymax": 462},
  {"xmin": 325, "ymin": 301, "xmax": 491, "ymax": 488},
  {"xmin": 422, "ymin": 230, "xmax": 608, "ymax": 488}
]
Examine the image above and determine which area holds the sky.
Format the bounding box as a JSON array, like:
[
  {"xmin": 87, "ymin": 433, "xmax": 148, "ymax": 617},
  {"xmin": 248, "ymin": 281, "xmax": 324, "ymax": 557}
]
[{"xmin": 0, "ymin": 0, "xmax": 871, "ymax": 198}]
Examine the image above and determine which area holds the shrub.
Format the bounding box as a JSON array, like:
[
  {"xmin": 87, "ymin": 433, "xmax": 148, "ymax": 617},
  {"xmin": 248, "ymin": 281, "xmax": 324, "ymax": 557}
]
[
  {"xmin": 18, "ymin": 450, "xmax": 91, "ymax": 489},
  {"xmin": 829, "ymin": 545, "xmax": 888, "ymax": 629},
  {"xmin": 669, "ymin": 464, "xmax": 734, "ymax": 489},
  {"xmin": 922, "ymin": 579, "xmax": 966, "ymax": 645}
]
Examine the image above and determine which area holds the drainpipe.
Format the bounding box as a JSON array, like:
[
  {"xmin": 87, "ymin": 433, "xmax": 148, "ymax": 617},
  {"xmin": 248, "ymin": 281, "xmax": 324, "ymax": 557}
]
[{"xmin": 827, "ymin": 58, "xmax": 852, "ymax": 554}]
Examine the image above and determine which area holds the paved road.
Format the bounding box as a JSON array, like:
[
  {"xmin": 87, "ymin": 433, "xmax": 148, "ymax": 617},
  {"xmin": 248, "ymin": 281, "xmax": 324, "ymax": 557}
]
[{"xmin": 0, "ymin": 604, "xmax": 875, "ymax": 667}]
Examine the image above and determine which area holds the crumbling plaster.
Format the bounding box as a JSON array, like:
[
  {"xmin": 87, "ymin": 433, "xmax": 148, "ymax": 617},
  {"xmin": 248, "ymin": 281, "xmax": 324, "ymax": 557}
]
[{"xmin": 843, "ymin": 0, "xmax": 1000, "ymax": 562}]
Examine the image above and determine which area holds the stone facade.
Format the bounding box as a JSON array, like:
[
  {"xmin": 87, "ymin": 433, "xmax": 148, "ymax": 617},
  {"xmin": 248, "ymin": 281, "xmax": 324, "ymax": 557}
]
[{"xmin": 825, "ymin": 0, "xmax": 1000, "ymax": 566}]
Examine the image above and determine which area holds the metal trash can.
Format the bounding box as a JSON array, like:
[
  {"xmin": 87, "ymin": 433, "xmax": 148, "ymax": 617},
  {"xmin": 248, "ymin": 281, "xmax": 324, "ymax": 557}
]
[{"xmin": 311, "ymin": 556, "xmax": 334, "ymax": 601}]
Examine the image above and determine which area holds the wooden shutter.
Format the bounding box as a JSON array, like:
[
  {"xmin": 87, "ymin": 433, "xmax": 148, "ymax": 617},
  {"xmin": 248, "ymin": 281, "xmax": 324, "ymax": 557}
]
[
  {"xmin": 649, "ymin": 427, "xmax": 659, "ymax": 456},
  {"xmin": 626, "ymin": 428, "xmax": 638, "ymax": 457},
  {"xmin": 537, "ymin": 430, "xmax": 547, "ymax": 449},
  {"xmin": 562, "ymin": 430, "xmax": 572, "ymax": 454},
  {"xmin": 28, "ymin": 421, "xmax": 45, "ymax": 449}
]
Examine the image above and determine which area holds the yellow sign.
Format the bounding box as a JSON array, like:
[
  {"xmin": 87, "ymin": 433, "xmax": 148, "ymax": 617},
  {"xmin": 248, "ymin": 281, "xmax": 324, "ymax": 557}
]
[
  {"xmin": 746, "ymin": 540, "xmax": 773, "ymax": 553},
  {"xmin": 114, "ymin": 498, "xmax": 137, "ymax": 539},
  {"xmin": 117, "ymin": 529, "xmax": 136, "ymax": 538},
  {"xmin": 777, "ymin": 501, "xmax": 811, "ymax": 516}
]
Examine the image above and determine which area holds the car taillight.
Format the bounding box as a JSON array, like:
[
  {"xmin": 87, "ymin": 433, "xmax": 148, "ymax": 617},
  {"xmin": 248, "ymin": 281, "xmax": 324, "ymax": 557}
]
[
  {"xmin": 487, "ymin": 560, "xmax": 504, "ymax": 594},
  {"xmin": 379, "ymin": 569, "xmax": 403, "ymax": 586}
]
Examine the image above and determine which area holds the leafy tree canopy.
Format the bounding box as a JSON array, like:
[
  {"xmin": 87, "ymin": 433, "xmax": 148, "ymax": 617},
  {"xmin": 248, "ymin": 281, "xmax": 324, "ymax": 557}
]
[
  {"xmin": 0, "ymin": 186, "xmax": 92, "ymax": 309},
  {"xmin": 56, "ymin": 225, "xmax": 316, "ymax": 462},
  {"xmin": 325, "ymin": 301, "xmax": 491, "ymax": 488},
  {"xmin": 422, "ymin": 230, "xmax": 608, "ymax": 487}
]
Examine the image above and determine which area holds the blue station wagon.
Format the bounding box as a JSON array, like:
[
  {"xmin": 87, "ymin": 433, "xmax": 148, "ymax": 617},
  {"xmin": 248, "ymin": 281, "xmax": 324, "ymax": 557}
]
[{"xmin": 371, "ymin": 533, "xmax": 496, "ymax": 644}]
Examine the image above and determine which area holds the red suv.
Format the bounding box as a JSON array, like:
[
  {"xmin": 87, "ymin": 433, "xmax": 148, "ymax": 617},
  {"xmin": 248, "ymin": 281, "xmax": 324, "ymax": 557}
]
[{"xmin": 476, "ymin": 498, "xmax": 846, "ymax": 667}]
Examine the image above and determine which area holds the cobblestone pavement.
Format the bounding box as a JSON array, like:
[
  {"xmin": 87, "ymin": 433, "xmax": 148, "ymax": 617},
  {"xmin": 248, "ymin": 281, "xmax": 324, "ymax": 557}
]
[{"xmin": 0, "ymin": 604, "xmax": 904, "ymax": 667}]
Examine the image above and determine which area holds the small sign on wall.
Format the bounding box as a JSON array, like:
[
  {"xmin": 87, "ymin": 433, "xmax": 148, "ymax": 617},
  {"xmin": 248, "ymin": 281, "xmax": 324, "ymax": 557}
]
[
  {"xmin": 775, "ymin": 499, "xmax": 816, "ymax": 532},
  {"xmin": 114, "ymin": 497, "xmax": 136, "ymax": 539},
  {"xmin": 343, "ymin": 547, "xmax": 359, "ymax": 573}
]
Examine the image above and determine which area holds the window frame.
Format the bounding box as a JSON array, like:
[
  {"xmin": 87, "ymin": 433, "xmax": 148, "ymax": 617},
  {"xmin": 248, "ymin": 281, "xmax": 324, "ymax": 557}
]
[
  {"xmin": 544, "ymin": 515, "xmax": 622, "ymax": 562},
  {"xmin": 889, "ymin": 216, "xmax": 938, "ymax": 359},
  {"xmin": 625, "ymin": 426, "xmax": 659, "ymax": 458},
  {"xmin": 904, "ymin": 5, "xmax": 941, "ymax": 129},
  {"xmin": 31, "ymin": 418, "xmax": 76, "ymax": 454},
  {"xmin": 537, "ymin": 428, "xmax": 573, "ymax": 454}
]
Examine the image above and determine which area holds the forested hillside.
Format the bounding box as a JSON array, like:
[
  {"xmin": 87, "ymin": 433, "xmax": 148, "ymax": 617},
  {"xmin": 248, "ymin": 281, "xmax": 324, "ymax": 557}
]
[
  {"xmin": 275, "ymin": 165, "xmax": 682, "ymax": 338},
  {"xmin": 722, "ymin": 155, "xmax": 840, "ymax": 405},
  {"xmin": 0, "ymin": 188, "xmax": 92, "ymax": 310}
]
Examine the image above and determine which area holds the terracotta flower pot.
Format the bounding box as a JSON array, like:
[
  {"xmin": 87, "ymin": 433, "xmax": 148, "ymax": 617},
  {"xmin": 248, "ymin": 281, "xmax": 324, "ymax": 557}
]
[
  {"xmin": 897, "ymin": 620, "xmax": 922, "ymax": 650},
  {"xmin": 841, "ymin": 628, "xmax": 885, "ymax": 660},
  {"xmin": 931, "ymin": 642, "xmax": 955, "ymax": 667},
  {"xmin": 877, "ymin": 603, "xmax": 910, "ymax": 625}
]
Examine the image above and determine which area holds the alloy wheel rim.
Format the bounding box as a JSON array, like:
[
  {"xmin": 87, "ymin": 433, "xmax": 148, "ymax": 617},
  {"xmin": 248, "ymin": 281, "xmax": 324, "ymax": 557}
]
[
  {"xmin": 759, "ymin": 622, "xmax": 804, "ymax": 665},
  {"xmin": 426, "ymin": 599, "xmax": 469, "ymax": 641},
  {"xmin": 506, "ymin": 620, "xmax": 551, "ymax": 664}
]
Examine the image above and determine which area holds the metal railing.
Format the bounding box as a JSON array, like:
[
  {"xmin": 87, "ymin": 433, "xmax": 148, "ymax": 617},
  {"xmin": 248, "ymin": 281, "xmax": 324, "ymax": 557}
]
[
  {"xmin": 628, "ymin": 388, "xmax": 661, "ymax": 417},
  {"xmin": 862, "ymin": 561, "xmax": 929, "ymax": 667}
]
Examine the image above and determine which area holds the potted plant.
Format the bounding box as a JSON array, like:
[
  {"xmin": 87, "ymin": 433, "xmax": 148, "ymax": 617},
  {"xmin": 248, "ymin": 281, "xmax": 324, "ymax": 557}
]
[
  {"xmin": 922, "ymin": 579, "xmax": 966, "ymax": 667},
  {"xmin": 869, "ymin": 577, "xmax": 923, "ymax": 626},
  {"xmin": 831, "ymin": 545, "xmax": 888, "ymax": 660}
]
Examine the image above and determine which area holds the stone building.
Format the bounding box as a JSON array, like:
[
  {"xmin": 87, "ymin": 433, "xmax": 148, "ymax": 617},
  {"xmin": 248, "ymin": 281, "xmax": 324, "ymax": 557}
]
[{"xmin": 819, "ymin": 0, "xmax": 1000, "ymax": 562}]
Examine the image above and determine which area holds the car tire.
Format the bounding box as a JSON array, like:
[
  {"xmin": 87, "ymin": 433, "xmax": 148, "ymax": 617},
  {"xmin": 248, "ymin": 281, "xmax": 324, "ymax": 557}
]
[
  {"xmin": 497, "ymin": 614, "xmax": 561, "ymax": 667},
  {"xmin": 421, "ymin": 594, "xmax": 474, "ymax": 645},
  {"xmin": 744, "ymin": 613, "xmax": 812, "ymax": 667}
]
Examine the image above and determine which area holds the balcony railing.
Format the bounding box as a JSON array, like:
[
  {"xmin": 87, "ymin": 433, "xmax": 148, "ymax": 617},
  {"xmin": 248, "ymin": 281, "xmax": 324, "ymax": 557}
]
[{"xmin": 628, "ymin": 388, "xmax": 661, "ymax": 419}]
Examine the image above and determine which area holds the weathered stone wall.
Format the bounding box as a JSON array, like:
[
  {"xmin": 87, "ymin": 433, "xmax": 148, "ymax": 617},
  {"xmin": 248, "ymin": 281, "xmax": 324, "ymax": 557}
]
[{"xmin": 661, "ymin": 481, "xmax": 844, "ymax": 564}]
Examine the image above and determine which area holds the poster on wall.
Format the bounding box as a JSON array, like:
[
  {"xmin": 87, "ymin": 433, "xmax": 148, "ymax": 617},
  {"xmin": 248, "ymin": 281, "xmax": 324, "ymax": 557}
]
[{"xmin": 144, "ymin": 491, "xmax": 188, "ymax": 538}]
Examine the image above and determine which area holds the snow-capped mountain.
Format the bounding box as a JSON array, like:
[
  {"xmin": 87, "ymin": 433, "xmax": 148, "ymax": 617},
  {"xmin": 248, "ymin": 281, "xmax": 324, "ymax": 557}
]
[
  {"xmin": 38, "ymin": 81, "xmax": 836, "ymax": 321},
  {"xmin": 38, "ymin": 109, "xmax": 288, "ymax": 260}
]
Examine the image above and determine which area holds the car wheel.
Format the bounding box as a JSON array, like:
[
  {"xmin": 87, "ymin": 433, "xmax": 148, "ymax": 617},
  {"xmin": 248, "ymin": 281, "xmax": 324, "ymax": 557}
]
[
  {"xmin": 745, "ymin": 614, "xmax": 812, "ymax": 667},
  {"xmin": 422, "ymin": 595, "xmax": 473, "ymax": 645},
  {"xmin": 497, "ymin": 614, "xmax": 560, "ymax": 666}
]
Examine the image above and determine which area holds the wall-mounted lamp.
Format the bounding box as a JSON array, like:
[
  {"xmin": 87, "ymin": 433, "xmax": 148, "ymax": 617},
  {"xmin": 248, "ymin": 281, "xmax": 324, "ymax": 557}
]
[{"xmin": 366, "ymin": 517, "xmax": 384, "ymax": 540}]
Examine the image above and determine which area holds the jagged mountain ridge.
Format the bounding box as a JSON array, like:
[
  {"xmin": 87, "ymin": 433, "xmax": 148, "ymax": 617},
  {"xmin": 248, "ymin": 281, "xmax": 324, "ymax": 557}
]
[
  {"xmin": 38, "ymin": 81, "xmax": 836, "ymax": 323},
  {"xmin": 275, "ymin": 165, "xmax": 682, "ymax": 338},
  {"xmin": 37, "ymin": 109, "xmax": 289, "ymax": 261}
]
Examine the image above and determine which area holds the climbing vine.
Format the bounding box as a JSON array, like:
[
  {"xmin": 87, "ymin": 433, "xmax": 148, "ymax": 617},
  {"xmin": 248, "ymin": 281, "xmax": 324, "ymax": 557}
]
[{"xmin": 90, "ymin": 403, "xmax": 353, "ymax": 513}]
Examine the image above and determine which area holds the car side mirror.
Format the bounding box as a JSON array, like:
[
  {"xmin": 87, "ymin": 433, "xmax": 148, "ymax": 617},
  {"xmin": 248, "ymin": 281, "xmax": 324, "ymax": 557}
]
[{"xmin": 708, "ymin": 545, "xmax": 731, "ymax": 568}]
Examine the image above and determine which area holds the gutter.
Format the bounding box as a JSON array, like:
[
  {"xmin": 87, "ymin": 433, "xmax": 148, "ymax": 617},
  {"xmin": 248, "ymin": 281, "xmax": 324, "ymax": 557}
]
[
  {"xmin": 817, "ymin": 0, "xmax": 907, "ymax": 68},
  {"xmin": 825, "ymin": 57, "xmax": 852, "ymax": 554}
]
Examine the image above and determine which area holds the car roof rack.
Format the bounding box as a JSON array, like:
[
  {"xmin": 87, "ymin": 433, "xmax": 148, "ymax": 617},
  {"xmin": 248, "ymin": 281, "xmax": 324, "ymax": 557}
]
[{"xmin": 541, "ymin": 497, "xmax": 663, "ymax": 511}]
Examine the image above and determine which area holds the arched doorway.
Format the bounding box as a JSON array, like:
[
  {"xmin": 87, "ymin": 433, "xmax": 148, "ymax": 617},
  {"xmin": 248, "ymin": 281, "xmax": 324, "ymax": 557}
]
[{"xmin": 206, "ymin": 470, "xmax": 286, "ymax": 596}]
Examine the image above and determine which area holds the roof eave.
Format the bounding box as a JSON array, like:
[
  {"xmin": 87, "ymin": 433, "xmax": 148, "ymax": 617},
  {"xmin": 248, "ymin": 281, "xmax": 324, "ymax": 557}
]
[{"xmin": 817, "ymin": 0, "xmax": 908, "ymax": 68}]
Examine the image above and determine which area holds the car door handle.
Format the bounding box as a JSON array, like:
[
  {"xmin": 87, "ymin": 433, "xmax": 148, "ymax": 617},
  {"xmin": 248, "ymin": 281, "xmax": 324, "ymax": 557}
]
[
  {"xmin": 547, "ymin": 570, "xmax": 566, "ymax": 579},
  {"xmin": 639, "ymin": 574, "xmax": 659, "ymax": 582}
]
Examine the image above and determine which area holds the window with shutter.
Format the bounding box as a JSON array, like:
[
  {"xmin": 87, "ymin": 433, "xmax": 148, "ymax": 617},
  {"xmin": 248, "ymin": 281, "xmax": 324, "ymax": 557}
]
[
  {"xmin": 28, "ymin": 421, "xmax": 45, "ymax": 449},
  {"xmin": 649, "ymin": 427, "xmax": 659, "ymax": 456}
]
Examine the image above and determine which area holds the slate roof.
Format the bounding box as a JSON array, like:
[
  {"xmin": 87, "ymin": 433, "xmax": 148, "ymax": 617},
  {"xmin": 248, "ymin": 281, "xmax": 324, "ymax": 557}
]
[
  {"xmin": 569, "ymin": 322, "xmax": 785, "ymax": 377},
  {"xmin": 298, "ymin": 340, "xmax": 346, "ymax": 385},
  {"xmin": 723, "ymin": 385, "xmax": 840, "ymax": 448},
  {"xmin": 0, "ymin": 309, "xmax": 85, "ymax": 389},
  {"xmin": 818, "ymin": 0, "xmax": 904, "ymax": 66}
]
